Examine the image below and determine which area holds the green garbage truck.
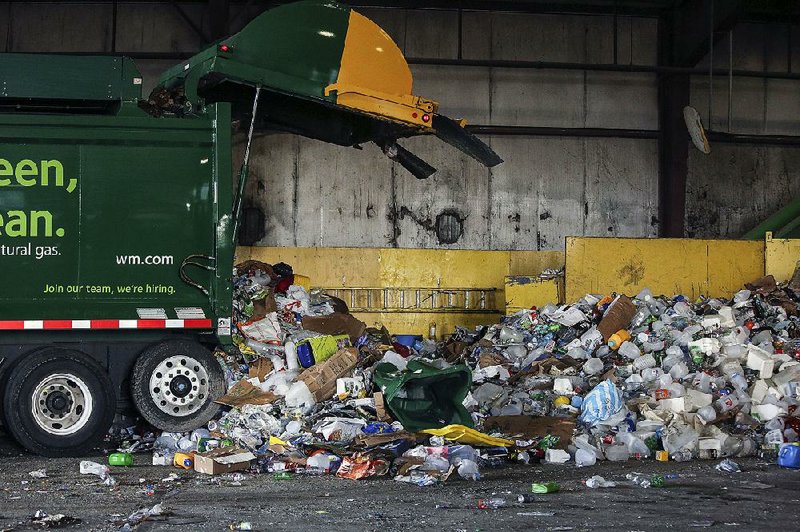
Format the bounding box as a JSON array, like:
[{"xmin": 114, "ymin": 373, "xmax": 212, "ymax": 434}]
[{"xmin": 0, "ymin": 0, "xmax": 500, "ymax": 455}]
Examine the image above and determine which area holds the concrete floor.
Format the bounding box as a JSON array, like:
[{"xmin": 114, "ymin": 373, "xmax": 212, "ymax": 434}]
[{"xmin": 1, "ymin": 429, "xmax": 799, "ymax": 531}]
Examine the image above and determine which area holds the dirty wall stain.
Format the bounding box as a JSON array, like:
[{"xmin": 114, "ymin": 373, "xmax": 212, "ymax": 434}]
[{"xmin": 617, "ymin": 256, "xmax": 645, "ymax": 286}]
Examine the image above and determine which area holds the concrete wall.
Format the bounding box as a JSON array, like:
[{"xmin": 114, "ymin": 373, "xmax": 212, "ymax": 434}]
[
  {"xmin": 0, "ymin": 3, "xmax": 797, "ymax": 247},
  {"xmin": 687, "ymin": 23, "xmax": 800, "ymax": 238}
]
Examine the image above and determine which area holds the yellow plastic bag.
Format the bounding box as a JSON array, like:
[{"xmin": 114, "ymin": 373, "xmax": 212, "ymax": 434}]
[{"xmin": 421, "ymin": 424, "xmax": 514, "ymax": 447}]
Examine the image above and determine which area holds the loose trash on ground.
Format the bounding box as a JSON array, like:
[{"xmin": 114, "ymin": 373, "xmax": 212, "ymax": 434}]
[{"xmin": 105, "ymin": 262, "xmax": 800, "ymax": 488}]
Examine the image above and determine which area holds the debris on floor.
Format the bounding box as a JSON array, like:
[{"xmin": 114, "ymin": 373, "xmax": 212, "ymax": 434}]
[{"xmin": 112, "ymin": 263, "xmax": 800, "ymax": 485}]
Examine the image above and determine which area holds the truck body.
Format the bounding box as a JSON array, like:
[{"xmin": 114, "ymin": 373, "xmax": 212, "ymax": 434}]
[{"xmin": 0, "ymin": 0, "xmax": 500, "ymax": 455}]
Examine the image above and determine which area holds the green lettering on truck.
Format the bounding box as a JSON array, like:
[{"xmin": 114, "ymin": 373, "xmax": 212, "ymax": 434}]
[
  {"xmin": 0, "ymin": 159, "xmax": 11, "ymax": 185},
  {"xmin": 15, "ymin": 159, "xmax": 37, "ymax": 186}
]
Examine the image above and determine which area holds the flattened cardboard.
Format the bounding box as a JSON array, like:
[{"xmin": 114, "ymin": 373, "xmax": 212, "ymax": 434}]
[
  {"xmin": 248, "ymin": 358, "xmax": 274, "ymax": 381},
  {"xmin": 215, "ymin": 380, "xmax": 277, "ymax": 407},
  {"xmin": 483, "ymin": 416, "xmax": 575, "ymax": 449},
  {"xmin": 373, "ymin": 392, "xmax": 393, "ymax": 422},
  {"xmin": 194, "ymin": 447, "xmax": 255, "ymax": 475},
  {"xmin": 597, "ymin": 295, "xmax": 636, "ymax": 341},
  {"xmin": 355, "ymin": 430, "xmax": 416, "ymax": 448},
  {"xmin": 298, "ymin": 347, "xmax": 359, "ymax": 402},
  {"xmin": 302, "ymin": 313, "xmax": 367, "ymax": 343}
]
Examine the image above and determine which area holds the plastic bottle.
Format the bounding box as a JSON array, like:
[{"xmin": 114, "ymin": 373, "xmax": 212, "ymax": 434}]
[
  {"xmin": 585, "ymin": 475, "xmax": 617, "ymax": 488},
  {"xmin": 641, "ymin": 367, "xmax": 664, "ymax": 382},
  {"xmin": 715, "ymin": 394, "xmax": 740, "ymax": 413},
  {"xmin": 284, "ymin": 340, "xmax": 300, "ymax": 371},
  {"xmin": 531, "ymin": 482, "xmax": 560, "ymax": 493},
  {"xmin": 575, "ymin": 448, "xmax": 597, "ymax": 467},
  {"xmin": 666, "ymin": 382, "xmax": 685, "ymax": 398},
  {"xmin": 729, "ymin": 372, "xmax": 748, "ymax": 392},
  {"xmin": 605, "ymin": 445, "xmax": 630, "ymax": 462},
  {"xmin": 630, "ymin": 307, "xmax": 651, "ymax": 329},
  {"xmin": 79, "ymin": 461, "xmax": 116, "ymax": 486},
  {"xmin": 517, "ymin": 494, "xmax": 537, "ymax": 503},
  {"xmin": 669, "ymin": 361, "xmax": 689, "ymax": 380},
  {"xmin": 696, "ymin": 405, "xmax": 717, "ymax": 424},
  {"xmin": 583, "ymin": 357, "xmax": 604, "ymax": 375},
  {"xmin": 457, "ymin": 459, "xmax": 481, "ymax": 480},
  {"xmin": 618, "ymin": 341, "xmax": 641, "ymax": 360},
  {"xmin": 477, "ymin": 497, "xmax": 506, "ymax": 509},
  {"xmin": 632, "ymin": 353, "xmax": 656, "ymax": 370},
  {"xmin": 650, "ymin": 473, "xmax": 678, "ymax": 487},
  {"xmin": 173, "ymin": 452, "xmax": 194, "ymax": 469},
  {"xmin": 608, "ymin": 330, "xmax": 632, "ymax": 350},
  {"xmin": 626, "ymin": 472, "xmax": 651, "ymax": 488},
  {"xmin": 108, "ymin": 452, "xmax": 133, "ymax": 467},
  {"xmin": 671, "ymin": 449, "xmax": 692, "ymax": 462},
  {"xmin": 80, "ymin": 461, "xmax": 110, "ymax": 478}
]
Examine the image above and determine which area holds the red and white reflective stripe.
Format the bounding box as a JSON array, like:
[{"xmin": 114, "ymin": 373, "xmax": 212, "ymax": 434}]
[{"xmin": 0, "ymin": 319, "xmax": 213, "ymax": 331}]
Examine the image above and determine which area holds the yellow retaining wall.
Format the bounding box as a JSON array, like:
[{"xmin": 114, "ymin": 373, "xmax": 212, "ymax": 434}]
[
  {"xmin": 564, "ymin": 237, "xmax": 765, "ymax": 301},
  {"xmin": 504, "ymin": 276, "xmax": 561, "ymax": 315},
  {"xmin": 765, "ymin": 233, "xmax": 800, "ymax": 282},
  {"xmin": 235, "ymin": 247, "xmax": 563, "ymax": 336},
  {"xmin": 236, "ymin": 236, "xmax": 795, "ymax": 337}
]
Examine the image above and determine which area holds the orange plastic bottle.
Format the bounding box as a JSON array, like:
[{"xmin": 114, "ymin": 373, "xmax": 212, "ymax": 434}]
[{"xmin": 607, "ymin": 329, "xmax": 632, "ymax": 350}]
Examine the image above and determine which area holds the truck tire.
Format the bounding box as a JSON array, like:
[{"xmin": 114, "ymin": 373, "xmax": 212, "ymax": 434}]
[
  {"xmin": 131, "ymin": 340, "xmax": 224, "ymax": 432},
  {"xmin": 2, "ymin": 349, "xmax": 116, "ymax": 456}
]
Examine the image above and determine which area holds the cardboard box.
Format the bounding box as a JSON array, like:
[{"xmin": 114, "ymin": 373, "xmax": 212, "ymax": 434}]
[
  {"xmin": 194, "ymin": 447, "xmax": 255, "ymax": 475},
  {"xmin": 483, "ymin": 416, "xmax": 575, "ymax": 449},
  {"xmin": 597, "ymin": 295, "xmax": 636, "ymax": 341},
  {"xmin": 214, "ymin": 380, "xmax": 277, "ymax": 407},
  {"xmin": 297, "ymin": 347, "xmax": 359, "ymax": 402}
]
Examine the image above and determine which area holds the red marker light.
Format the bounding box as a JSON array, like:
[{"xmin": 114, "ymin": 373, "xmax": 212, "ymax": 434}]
[
  {"xmin": 422, "ymin": 114, "xmax": 430, "ymax": 123},
  {"xmin": 412, "ymin": 112, "xmax": 418, "ymax": 119},
  {"xmin": 218, "ymin": 43, "xmax": 231, "ymax": 53}
]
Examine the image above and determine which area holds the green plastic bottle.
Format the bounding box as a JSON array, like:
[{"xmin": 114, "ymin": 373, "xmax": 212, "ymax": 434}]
[
  {"xmin": 108, "ymin": 452, "xmax": 133, "ymax": 467},
  {"xmin": 273, "ymin": 471, "xmax": 293, "ymax": 480},
  {"xmin": 650, "ymin": 473, "xmax": 677, "ymax": 487},
  {"xmin": 531, "ymin": 482, "xmax": 560, "ymax": 494}
]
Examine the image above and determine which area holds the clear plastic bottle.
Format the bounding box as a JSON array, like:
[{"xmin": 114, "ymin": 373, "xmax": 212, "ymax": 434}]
[
  {"xmin": 715, "ymin": 394, "xmax": 740, "ymax": 413},
  {"xmin": 626, "ymin": 472, "xmax": 651, "ymax": 488},
  {"xmin": 631, "ymin": 307, "xmax": 651, "ymax": 329},
  {"xmin": 619, "ymin": 341, "xmax": 641, "ymax": 360},
  {"xmin": 696, "ymin": 404, "xmax": 717, "ymax": 424},
  {"xmin": 671, "ymin": 449, "xmax": 693, "ymax": 462},
  {"xmin": 477, "ymin": 497, "xmax": 507, "ymax": 509},
  {"xmin": 729, "ymin": 372, "xmax": 748, "ymax": 392},
  {"xmin": 632, "ymin": 353, "xmax": 656, "ymax": 370},
  {"xmin": 585, "ymin": 475, "xmax": 617, "ymax": 488}
]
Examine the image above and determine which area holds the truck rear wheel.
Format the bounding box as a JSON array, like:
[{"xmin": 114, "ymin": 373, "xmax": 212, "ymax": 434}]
[
  {"xmin": 2, "ymin": 349, "xmax": 116, "ymax": 456},
  {"xmin": 131, "ymin": 340, "xmax": 224, "ymax": 432}
]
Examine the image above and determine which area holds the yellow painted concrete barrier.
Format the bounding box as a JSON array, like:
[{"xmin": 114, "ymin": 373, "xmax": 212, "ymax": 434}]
[
  {"xmin": 235, "ymin": 246, "xmax": 564, "ymax": 336},
  {"xmin": 765, "ymin": 233, "xmax": 800, "ymax": 283},
  {"xmin": 505, "ymin": 276, "xmax": 561, "ymax": 315},
  {"xmin": 565, "ymin": 237, "xmax": 765, "ymax": 301}
]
